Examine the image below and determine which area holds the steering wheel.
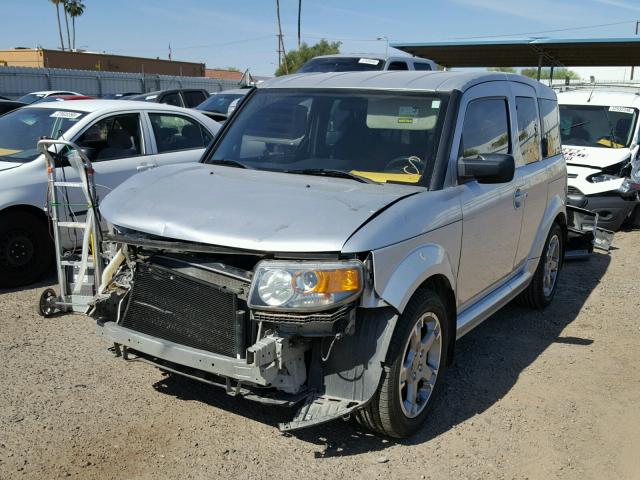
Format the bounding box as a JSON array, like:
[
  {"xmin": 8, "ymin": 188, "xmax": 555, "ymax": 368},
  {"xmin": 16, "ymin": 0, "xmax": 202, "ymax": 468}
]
[{"xmin": 384, "ymin": 156, "xmax": 425, "ymax": 175}]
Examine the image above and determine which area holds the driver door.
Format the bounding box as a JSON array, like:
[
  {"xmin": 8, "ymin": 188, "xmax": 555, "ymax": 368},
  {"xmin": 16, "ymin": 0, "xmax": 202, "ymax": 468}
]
[{"xmin": 454, "ymin": 83, "xmax": 525, "ymax": 309}]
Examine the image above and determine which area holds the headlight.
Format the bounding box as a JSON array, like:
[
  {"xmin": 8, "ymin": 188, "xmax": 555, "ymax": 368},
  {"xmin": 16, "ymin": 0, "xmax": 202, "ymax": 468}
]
[
  {"xmin": 248, "ymin": 260, "xmax": 363, "ymax": 311},
  {"xmin": 587, "ymin": 173, "xmax": 623, "ymax": 183}
]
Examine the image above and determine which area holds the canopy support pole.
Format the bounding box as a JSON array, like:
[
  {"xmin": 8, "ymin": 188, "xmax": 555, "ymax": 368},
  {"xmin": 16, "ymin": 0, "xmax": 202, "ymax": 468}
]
[{"xmin": 537, "ymin": 53, "xmax": 543, "ymax": 81}]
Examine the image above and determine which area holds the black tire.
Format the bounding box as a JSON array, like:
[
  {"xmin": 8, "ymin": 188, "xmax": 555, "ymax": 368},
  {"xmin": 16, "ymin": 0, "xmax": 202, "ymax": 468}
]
[
  {"xmin": 356, "ymin": 288, "xmax": 450, "ymax": 438},
  {"xmin": 517, "ymin": 222, "xmax": 564, "ymax": 309},
  {"xmin": 0, "ymin": 211, "xmax": 53, "ymax": 289}
]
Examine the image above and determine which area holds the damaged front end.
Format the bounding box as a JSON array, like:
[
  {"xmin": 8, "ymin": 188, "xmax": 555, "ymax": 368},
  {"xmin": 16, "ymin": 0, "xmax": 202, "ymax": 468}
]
[{"xmin": 91, "ymin": 230, "xmax": 396, "ymax": 431}]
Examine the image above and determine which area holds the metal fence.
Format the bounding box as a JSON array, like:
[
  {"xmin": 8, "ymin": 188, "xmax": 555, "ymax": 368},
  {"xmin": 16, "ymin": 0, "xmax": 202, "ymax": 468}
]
[{"xmin": 0, "ymin": 66, "xmax": 241, "ymax": 98}]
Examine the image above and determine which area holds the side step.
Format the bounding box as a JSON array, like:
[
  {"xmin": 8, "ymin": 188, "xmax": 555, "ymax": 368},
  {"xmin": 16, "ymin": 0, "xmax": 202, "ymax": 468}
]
[{"xmin": 279, "ymin": 394, "xmax": 363, "ymax": 431}]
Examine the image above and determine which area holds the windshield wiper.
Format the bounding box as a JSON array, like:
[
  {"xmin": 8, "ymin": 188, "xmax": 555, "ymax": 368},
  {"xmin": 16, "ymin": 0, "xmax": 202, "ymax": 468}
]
[
  {"xmin": 284, "ymin": 168, "xmax": 378, "ymax": 184},
  {"xmin": 208, "ymin": 159, "xmax": 252, "ymax": 169}
]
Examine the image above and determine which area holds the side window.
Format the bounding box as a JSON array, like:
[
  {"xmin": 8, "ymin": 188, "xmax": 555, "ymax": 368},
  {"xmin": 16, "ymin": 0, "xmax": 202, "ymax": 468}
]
[
  {"xmin": 183, "ymin": 90, "xmax": 207, "ymax": 108},
  {"xmin": 149, "ymin": 113, "xmax": 209, "ymax": 153},
  {"xmin": 515, "ymin": 97, "xmax": 541, "ymax": 164},
  {"xmin": 413, "ymin": 63, "xmax": 432, "ymax": 71},
  {"xmin": 538, "ymin": 98, "xmax": 562, "ymax": 158},
  {"xmin": 76, "ymin": 113, "xmax": 142, "ymax": 161},
  {"xmin": 460, "ymin": 98, "xmax": 510, "ymax": 158},
  {"xmin": 387, "ymin": 61, "xmax": 409, "ymax": 71},
  {"xmin": 161, "ymin": 92, "xmax": 182, "ymax": 107}
]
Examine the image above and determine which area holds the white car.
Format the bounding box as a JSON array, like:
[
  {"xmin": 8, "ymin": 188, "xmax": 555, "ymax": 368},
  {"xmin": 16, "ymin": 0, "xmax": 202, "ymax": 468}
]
[
  {"xmin": 16, "ymin": 90, "xmax": 82, "ymax": 104},
  {"xmin": 558, "ymin": 87, "xmax": 640, "ymax": 230},
  {"xmin": 0, "ymin": 100, "xmax": 220, "ymax": 288}
]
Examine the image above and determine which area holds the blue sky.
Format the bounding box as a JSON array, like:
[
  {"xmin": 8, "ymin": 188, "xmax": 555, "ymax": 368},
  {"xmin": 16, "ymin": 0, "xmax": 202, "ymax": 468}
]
[{"xmin": 2, "ymin": 0, "xmax": 639, "ymax": 78}]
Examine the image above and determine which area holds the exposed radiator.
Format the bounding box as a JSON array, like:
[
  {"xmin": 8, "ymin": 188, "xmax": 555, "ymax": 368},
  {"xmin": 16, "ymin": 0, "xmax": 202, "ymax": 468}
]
[{"xmin": 121, "ymin": 262, "xmax": 241, "ymax": 358}]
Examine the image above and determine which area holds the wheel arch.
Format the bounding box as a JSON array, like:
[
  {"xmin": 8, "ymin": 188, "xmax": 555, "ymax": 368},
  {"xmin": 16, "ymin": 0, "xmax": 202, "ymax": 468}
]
[
  {"xmin": 408, "ymin": 274, "xmax": 457, "ymax": 366},
  {"xmin": 0, "ymin": 203, "xmax": 50, "ymax": 226}
]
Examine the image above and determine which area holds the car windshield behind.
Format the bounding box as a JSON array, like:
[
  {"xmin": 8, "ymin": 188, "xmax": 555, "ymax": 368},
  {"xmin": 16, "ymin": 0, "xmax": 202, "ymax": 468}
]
[
  {"xmin": 298, "ymin": 57, "xmax": 385, "ymax": 73},
  {"xmin": 16, "ymin": 93, "xmax": 47, "ymax": 104},
  {"xmin": 559, "ymin": 104, "xmax": 637, "ymax": 148},
  {"xmin": 0, "ymin": 108, "xmax": 87, "ymax": 162},
  {"xmin": 206, "ymin": 89, "xmax": 448, "ymax": 185},
  {"xmin": 197, "ymin": 93, "xmax": 245, "ymax": 114}
]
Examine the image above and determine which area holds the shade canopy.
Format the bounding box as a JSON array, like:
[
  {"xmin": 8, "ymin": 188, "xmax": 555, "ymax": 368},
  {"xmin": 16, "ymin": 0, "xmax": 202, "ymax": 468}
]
[{"xmin": 391, "ymin": 38, "xmax": 640, "ymax": 68}]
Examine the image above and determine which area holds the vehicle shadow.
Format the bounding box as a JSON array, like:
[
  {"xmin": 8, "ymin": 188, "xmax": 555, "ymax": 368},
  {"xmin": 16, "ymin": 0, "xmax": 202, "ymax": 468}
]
[
  {"xmin": 0, "ymin": 273, "xmax": 56, "ymax": 295},
  {"xmin": 151, "ymin": 251, "xmax": 611, "ymax": 458}
]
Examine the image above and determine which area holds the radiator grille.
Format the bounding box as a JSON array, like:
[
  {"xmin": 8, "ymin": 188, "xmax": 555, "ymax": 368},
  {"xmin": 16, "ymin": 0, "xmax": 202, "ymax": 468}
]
[{"xmin": 121, "ymin": 263, "xmax": 239, "ymax": 357}]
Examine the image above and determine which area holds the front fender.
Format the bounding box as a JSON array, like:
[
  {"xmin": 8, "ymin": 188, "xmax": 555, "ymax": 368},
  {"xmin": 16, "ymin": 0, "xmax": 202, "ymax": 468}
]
[{"xmin": 372, "ymin": 221, "xmax": 461, "ymax": 313}]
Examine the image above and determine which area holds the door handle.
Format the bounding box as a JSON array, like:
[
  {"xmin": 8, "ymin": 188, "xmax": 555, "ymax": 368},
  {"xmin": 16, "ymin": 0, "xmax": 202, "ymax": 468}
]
[{"xmin": 514, "ymin": 188, "xmax": 528, "ymax": 209}]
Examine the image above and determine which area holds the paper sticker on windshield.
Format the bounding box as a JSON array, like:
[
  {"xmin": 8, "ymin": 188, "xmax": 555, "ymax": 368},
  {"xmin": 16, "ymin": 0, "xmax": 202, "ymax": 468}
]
[
  {"xmin": 358, "ymin": 58, "xmax": 380, "ymax": 65},
  {"xmin": 398, "ymin": 106, "xmax": 418, "ymax": 124},
  {"xmin": 609, "ymin": 106, "xmax": 634, "ymax": 114},
  {"xmin": 431, "ymin": 100, "xmax": 441, "ymax": 109},
  {"xmin": 50, "ymin": 111, "xmax": 82, "ymax": 119}
]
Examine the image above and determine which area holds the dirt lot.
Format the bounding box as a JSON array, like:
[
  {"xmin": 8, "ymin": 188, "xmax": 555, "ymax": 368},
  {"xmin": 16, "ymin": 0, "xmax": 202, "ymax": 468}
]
[{"xmin": 1, "ymin": 231, "xmax": 639, "ymax": 480}]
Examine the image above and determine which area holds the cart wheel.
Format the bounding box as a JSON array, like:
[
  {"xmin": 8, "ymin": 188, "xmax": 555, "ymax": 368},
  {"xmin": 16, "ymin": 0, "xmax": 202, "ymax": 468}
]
[{"xmin": 38, "ymin": 288, "xmax": 58, "ymax": 317}]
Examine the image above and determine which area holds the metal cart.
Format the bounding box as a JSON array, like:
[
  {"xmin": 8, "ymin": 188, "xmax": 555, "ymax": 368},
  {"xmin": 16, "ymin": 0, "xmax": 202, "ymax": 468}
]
[{"xmin": 36, "ymin": 139, "xmax": 104, "ymax": 317}]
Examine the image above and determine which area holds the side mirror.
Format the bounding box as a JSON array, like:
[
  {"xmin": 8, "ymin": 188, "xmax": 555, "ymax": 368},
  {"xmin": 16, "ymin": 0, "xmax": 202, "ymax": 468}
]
[
  {"xmin": 458, "ymin": 153, "xmax": 515, "ymax": 184},
  {"xmin": 54, "ymin": 146, "xmax": 95, "ymax": 168}
]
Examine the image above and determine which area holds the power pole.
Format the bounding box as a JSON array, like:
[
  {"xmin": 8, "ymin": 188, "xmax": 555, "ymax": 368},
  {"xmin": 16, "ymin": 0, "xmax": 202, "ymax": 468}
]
[
  {"xmin": 631, "ymin": 20, "xmax": 639, "ymax": 81},
  {"xmin": 297, "ymin": 0, "xmax": 302, "ymax": 48},
  {"xmin": 276, "ymin": 0, "xmax": 288, "ymax": 73}
]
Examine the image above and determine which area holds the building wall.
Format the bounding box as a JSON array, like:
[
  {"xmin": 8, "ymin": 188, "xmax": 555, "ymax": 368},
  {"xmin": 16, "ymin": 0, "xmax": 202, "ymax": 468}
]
[{"xmin": 0, "ymin": 49, "xmax": 204, "ymax": 76}]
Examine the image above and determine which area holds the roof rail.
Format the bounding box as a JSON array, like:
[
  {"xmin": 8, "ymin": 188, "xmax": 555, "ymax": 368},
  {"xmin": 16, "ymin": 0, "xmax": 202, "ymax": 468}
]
[{"xmin": 553, "ymin": 82, "xmax": 640, "ymax": 94}]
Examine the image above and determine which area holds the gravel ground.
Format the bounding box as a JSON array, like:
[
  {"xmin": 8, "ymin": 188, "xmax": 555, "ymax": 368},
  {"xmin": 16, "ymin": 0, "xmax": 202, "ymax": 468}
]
[{"xmin": 1, "ymin": 231, "xmax": 639, "ymax": 480}]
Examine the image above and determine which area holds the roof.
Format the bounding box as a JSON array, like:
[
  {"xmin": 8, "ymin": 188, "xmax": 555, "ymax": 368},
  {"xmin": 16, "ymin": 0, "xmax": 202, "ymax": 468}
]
[
  {"xmin": 210, "ymin": 89, "xmax": 249, "ymax": 96},
  {"xmin": 557, "ymin": 89, "xmax": 640, "ymax": 108},
  {"xmin": 257, "ymin": 70, "xmax": 555, "ymax": 97},
  {"xmin": 309, "ymin": 54, "xmax": 434, "ymax": 63},
  {"xmin": 22, "ymin": 99, "xmax": 211, "ymax": 114},
  {"xmin": 205, "ymin": 69, "xmax": 251, "ymax": 82},
  {"xmin": 391, "ymin": 37, "xmax": 640, "ymax": 68}
]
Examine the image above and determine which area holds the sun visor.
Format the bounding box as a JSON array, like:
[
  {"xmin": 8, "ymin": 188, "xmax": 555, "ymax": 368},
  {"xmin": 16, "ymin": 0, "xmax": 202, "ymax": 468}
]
[{"xmin": 366, "ymin": 97, "xmax": 439, "ymax": 130}]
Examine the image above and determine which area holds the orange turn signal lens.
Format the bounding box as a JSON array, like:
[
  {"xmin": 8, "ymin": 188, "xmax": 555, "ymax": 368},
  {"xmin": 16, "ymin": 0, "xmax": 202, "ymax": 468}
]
[{"xmin": 294, "ymin": 268, "xmax": 361, "ymax": 294}]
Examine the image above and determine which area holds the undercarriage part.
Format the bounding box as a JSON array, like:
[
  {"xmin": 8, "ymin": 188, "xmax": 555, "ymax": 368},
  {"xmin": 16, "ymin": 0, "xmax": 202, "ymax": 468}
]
[
  {"xmin": 130, "ymin": 349, "xmax": 309, "ymax": 406},
  {"xmin": 279, "ymin": 394, "xmax": 362, "ymax": 431}
]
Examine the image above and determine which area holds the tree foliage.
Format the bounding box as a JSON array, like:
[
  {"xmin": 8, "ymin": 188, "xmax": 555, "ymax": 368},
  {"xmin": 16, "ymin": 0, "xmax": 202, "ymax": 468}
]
[
  {"xmin": 275, "ymin": 39, "xmax": 341, "ymax": 76},
  {"xmin": 488, "ymin": 67, "xmax": 517, "ymax": 73},
  {"xmin": 520, "ymin": 67, "xmax": 580, "ymax": 80}
]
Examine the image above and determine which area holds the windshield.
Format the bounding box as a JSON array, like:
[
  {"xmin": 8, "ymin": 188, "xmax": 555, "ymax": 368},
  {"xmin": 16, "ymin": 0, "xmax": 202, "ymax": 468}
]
[
  {"xmin": 298, "ymin": 57, "xmax": 385, "ymax": 73},
  {"xmin": 16, "ymin": 93, "xmax": 47, "ymax": 104},
  {"xmin": 205, "ymin": 89, "xmax": 448, "ymax": 185},
  {"xmin": 197, "ymin": 93, "xmax": 245, "ymax": 114},
  {"xmin": 0, "ymin": 108, "xmax": 86, "ymax": 163},
  {"xmin": 559, "ymin": 104, "xmax": 638, "ymax": 149}
]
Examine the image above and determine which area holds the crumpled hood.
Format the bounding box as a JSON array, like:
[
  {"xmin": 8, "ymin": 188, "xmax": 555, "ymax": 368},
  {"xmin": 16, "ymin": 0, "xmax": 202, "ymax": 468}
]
[
  {"xmin": 100, "ymin": 163, "xmax": 422, "ymax": 252},
  {"xmin": 562, "ymin": 145, "xmax": 631, "ymax": 169}
]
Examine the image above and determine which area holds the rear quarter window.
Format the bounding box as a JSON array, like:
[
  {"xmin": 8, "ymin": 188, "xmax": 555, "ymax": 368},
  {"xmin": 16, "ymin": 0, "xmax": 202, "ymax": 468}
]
[{"xmin": 538, "ymin": 98, "xmax": 561, "ymax": 158}]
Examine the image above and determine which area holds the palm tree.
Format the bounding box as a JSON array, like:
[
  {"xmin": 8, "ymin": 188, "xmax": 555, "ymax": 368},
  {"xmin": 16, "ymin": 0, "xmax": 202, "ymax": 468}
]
[
  {"xmin": 50, "ymin": 0, "xmax": 65, "ymax": 51},
  {"xmin": 66, "ymin": 0, "xmax": 85, "ymax": 50},
  {"xmin": 62, "ymin": 0, "xmax": 72, "ymax": 51}
]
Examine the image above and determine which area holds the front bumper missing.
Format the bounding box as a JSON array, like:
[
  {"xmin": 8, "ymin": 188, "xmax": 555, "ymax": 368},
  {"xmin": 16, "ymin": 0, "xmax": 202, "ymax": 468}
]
[{"xmin": 97, "ymin": 320, "xmax": 367, "ymax": 430}]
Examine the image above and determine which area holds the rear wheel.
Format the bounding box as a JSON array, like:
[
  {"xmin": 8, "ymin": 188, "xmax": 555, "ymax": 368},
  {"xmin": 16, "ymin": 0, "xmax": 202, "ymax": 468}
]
[
  {"xmin": 0, "ymin": 211, "xmax": 53, "ymax": 289},
  {"xmin": 517, "ymin": 222, "xmax": 563, "ymax": 309},
  {"xmin": 356, "ymin": 289, "xmax": 450, "ymax": 438}
]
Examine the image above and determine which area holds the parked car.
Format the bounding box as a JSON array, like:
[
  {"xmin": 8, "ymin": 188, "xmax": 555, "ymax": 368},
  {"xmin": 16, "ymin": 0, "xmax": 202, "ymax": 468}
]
[
  {"xmin": 101, "ymin": 92, "xmax": 141, "ymax": 100},
  {"xmin": 0, "ymin": 99, "xmax": 26, "ymax": 115},
  {"xmin": 0, "ymin": 100, "xmax": 220, "ymax": 288},
  {"xmin": 557, "ymin": 86, "xmax": 640, "ymax": 230},
  {"xmin": 195, "ymin": 88, "xmax": 249, "ymax": 122},
  {"xmin": 16, "ymin": 90, "xmax": 82, "ymax": 104},
  {"xmin": 93, "ymin": 71, "xmax": 566, "ymax": 438},
  {"xmin": 298, "ymin": 54, "xmax": 437, "ymax": 73},
  {"xmin": 36, "ymin": 95, "xmax": 95, "ymax": 103},
  {"xmin": 129, "ymin": 89, "xmax": 210, "ymax": 108}
]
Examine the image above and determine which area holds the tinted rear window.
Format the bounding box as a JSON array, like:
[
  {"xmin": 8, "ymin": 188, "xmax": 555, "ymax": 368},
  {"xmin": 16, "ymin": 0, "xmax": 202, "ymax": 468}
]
[{"xmin": 298, "ymin": 57, "xmax": 385, "ymax": 73}]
